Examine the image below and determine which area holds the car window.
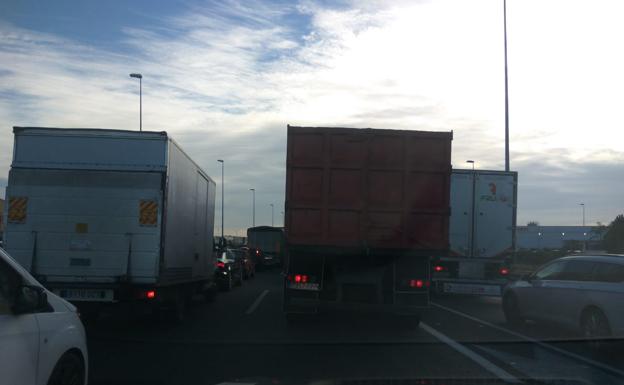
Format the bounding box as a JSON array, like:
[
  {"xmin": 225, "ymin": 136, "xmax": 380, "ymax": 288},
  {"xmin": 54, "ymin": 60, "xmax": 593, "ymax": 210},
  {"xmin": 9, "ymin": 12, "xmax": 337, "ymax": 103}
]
[
  {"xmin": 592, "ymin": 263, "xmax": 624, "ymax": 283},
  {"xmin": 533, "ymin": 260, "xmax": 566, "ymax": 280},
  {"xmin": 0, "ymin": 258, "xmax": 22, "ymax": 315},
  {"xmin": 557, "ymin": 260, "xmax": 597, "ymax": 281}
]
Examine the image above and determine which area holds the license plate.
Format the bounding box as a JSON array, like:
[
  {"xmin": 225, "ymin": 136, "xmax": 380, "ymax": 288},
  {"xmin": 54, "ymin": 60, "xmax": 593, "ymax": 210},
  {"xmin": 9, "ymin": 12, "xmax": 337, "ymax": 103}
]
[
  {"xmin": 289, "ymin": 282, "xmax": 320, "ymax": 291},
  {"xmin": 443, "ymin": 283, "xmax": 501, "ymax": 296},
  {"xmin": 55, "ymin": 289, "xmax": 114, "ymax": 302}
]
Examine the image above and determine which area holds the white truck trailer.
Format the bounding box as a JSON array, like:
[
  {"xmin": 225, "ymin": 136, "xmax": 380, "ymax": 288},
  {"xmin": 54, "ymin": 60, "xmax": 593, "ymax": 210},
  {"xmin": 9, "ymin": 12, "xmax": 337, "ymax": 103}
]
[
  {"xmin": 432, "ymin": 169, "xmax": 518, "ymax": 296},
  {"xmin": 3, "ymin": 127, "xmax": 217, "ymax": 319}
]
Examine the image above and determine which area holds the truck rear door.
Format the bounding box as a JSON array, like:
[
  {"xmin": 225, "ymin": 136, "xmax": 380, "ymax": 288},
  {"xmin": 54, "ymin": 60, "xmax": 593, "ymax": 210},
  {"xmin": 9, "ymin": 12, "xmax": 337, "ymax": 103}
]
[
  {"xmin": 449, "ymin": 171, "xmax": 474, "ymax": 257},
  {"xmin": 5, "ymin": 169, "xmax": 163, "ymax": 286},
  {"xmin": 473, "ymin": 172, "xmax": 516, "ymax": 259}
]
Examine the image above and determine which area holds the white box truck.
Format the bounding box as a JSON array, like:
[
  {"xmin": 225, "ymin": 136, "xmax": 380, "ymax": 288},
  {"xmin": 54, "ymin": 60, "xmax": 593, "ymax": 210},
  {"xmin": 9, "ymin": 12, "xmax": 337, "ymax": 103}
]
[
  {"xmin": 3, "ymin": 127, "xmax": 217, "ymax": 319},
  {"xmin": 432, "ymin": 169, "xmax": 518, "ymax": 296}
]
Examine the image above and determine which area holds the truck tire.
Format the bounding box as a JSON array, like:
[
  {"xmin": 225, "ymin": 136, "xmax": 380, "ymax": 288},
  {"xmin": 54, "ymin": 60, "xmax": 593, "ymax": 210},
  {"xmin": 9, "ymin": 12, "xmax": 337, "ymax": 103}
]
[{"xmin": 47, "ymin": 351, "xmax": 85, "ymax": 385}]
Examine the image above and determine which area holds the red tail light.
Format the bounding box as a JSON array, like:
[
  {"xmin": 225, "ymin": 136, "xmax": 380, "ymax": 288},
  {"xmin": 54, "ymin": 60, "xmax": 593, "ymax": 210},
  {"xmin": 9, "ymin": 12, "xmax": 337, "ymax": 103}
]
[
  {"xmin": 216, "ymin": 261, "xmax": 226, "ymax": 268},
  {"xmin": 146, "ymin": 290, "xmax": 156, "ymax": 299},
  {"xmin": 434, "ymin": 265, "xmax": 445, "ymax": 272},
  {"xmin": 255, "ymin": 249, "xmax": 260, "ymax": 255},
  {"xmin": 499, "ymin": 267, "xmax": 510, "ymax": 276},
  {"xmin": 290, "ymin": 274, "xmax": 309, "ymax": 283},
  {"xmin": 409, "ymin": 279, "xmax": 424, "ymax": 288}
]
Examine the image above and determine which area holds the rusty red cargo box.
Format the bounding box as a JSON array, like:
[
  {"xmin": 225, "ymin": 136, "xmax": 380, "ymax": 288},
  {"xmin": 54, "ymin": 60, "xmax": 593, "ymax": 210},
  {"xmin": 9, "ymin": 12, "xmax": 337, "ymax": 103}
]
[{"xmin": 285, "ymin": 125, "xmax": 452, "ymax": 252}]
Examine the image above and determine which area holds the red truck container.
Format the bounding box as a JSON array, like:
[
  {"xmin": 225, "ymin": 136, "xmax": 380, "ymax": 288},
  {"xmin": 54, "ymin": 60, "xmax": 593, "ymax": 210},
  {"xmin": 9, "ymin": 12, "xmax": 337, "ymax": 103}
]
[{"xmin": 283, "ymin": 125, "xmax": 452, "ymax": 320}]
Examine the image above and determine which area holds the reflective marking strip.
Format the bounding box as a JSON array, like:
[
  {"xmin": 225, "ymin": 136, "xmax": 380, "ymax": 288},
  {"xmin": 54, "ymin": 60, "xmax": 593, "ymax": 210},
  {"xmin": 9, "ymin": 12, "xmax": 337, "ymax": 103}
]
[
  {"xmin": 139, "ymin": 199, "xmax": 158, "ymax": 226},
  {"xmin": 8, "ymin": 197, "xmax": 28, "ymax": 223},
  {"xmin": 420, "ymin": 322, "xmax": 520, "ymax": 383}
]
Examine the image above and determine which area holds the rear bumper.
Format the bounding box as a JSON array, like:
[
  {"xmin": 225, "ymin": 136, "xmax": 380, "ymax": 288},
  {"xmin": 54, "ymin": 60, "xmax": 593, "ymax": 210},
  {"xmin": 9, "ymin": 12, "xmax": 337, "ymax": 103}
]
[
  {"xmin": 285, "ymin": 286, "xmax": 428, "ymax": 315},
  {"xmin": 432, "ymin": 279, "xmax": 507, "ymax": 296},
  {"xmin": 47, "ymin": 282, "xmax": 154, "ymax": 303},
  {"xmin": 285, "ymin": 296, "xmax": 425, "ymax": 315}
]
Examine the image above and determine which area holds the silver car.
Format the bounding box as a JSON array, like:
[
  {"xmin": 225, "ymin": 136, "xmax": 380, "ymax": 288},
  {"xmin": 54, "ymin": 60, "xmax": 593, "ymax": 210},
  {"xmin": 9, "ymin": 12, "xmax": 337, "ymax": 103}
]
[{"xmin": 502, "ymin": 255, "xmax": 624, "ymax": 340}]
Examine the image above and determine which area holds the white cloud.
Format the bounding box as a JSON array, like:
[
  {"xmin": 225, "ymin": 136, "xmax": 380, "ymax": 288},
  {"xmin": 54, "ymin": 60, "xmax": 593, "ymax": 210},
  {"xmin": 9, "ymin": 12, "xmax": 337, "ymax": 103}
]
[{"xmin": 1, "ymin": 0, "xmax": 623, "ymax": 230}]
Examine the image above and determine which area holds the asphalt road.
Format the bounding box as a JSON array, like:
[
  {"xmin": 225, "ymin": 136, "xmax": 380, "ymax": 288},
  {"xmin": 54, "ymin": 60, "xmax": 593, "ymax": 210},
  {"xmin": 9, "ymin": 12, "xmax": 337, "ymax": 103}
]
[{"xmin": 86, "ymin": 270, "xmax": 624, "ymax": 385}]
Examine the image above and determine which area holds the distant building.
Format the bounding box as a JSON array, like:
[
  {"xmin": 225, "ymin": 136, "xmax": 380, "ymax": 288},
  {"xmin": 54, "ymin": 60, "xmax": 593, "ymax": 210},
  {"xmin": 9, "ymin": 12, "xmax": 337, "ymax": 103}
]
[{"xmin": 516, "ymin": 224, "xmax": 605, "ymax": 250}]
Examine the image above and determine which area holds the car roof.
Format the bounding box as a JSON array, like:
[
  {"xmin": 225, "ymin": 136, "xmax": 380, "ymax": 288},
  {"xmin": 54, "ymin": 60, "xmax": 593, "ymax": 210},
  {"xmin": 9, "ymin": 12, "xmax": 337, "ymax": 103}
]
[{"xmin": 557, "ymin": 254, "xmax": 624, "ymax": 265}]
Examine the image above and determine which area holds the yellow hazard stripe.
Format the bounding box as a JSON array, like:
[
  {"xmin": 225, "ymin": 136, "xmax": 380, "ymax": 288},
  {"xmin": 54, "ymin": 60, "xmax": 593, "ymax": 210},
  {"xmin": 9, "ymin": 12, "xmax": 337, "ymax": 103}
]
[
  {"xmin": 139, "ymin": 200, "xmax": 158, "ymax": 226},
  {"xmin": 8, "ymin": 197, "xmax": 28, "ymax": 223}
]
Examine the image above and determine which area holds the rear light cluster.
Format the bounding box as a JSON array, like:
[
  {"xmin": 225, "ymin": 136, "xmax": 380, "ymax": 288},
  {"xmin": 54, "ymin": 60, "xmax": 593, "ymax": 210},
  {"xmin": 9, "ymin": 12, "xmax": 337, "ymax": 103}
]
[
  {"xmin": 408, "ymin": 279, "xmax": 430, "ymax": 288},
  {"xmin": 286, "ymin": 274, "xmax": 312, "ymax": 283},
  {"xmin": 433, "ymin": 265, "xmax": 445, "ymax": 272},
  {"xmin": 216, "ymin": 261, "xmax": 226, "ymax": 268},
  {"xmin": 499, "ymin": 267, "xmax": 510, "ymax": 276},
  {"xmin": 146, "ymin": 290, "xmax": 156, "ymax": 299},
  {"xmin": 255, "ymin": 249, "xmax": 261, "ymax": 256}
]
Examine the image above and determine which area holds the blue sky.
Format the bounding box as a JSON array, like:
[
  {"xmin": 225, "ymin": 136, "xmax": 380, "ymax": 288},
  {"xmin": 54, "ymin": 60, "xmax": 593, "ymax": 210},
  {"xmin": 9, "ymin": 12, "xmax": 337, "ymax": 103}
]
[{"xmin": 1, "ymin": 0, "xmax": 623, "ymax": 233}]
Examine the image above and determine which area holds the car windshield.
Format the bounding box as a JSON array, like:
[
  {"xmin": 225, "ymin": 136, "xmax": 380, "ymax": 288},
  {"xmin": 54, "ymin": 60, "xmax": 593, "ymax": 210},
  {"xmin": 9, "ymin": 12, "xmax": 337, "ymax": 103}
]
[{"xmin": 1, "ymin": 2, "xmax": 624, "ymax": 385}]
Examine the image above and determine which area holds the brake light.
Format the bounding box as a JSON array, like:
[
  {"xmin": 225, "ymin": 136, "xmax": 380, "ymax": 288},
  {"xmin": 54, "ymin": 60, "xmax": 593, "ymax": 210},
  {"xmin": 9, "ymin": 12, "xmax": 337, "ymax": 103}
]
[
  {"xmin": 291, "ymin": 274, "xmax": 309, "ymax": 283},
  {"xmin": 146, "ymin": 290, "xmax": 156, "ymax": 299},
  {"xmin": 409, "ymin": 279, "xmax": 424, "ymax": 288},
  {"xmin": 499, "ymin": 267, "xmax": 510, "ymax": 276},
  {"xmin": 434, "ymin": 265, "xmax": 445, "ymax": 272},
  {"xmin": 216, "ymin": 261, "xmax": 226, "ymax": 268}
]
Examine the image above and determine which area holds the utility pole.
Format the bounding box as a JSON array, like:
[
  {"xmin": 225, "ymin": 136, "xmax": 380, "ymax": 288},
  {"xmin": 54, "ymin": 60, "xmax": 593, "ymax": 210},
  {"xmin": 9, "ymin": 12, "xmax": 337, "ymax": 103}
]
[{"xmin": 217, "ymin": 160, "xmax": 224, "ymax": 248}]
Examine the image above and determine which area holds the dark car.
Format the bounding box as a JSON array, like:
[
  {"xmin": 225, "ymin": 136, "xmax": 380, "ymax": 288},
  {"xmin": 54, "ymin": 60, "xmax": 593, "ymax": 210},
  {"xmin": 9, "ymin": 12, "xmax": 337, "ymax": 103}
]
[
  {"xmin": 239, "ymin": 247, "xmax": 256, "ymax": 279},
  {"xmin": 215, "ymin": 249, "xmax": 244, "ymax": 291}
]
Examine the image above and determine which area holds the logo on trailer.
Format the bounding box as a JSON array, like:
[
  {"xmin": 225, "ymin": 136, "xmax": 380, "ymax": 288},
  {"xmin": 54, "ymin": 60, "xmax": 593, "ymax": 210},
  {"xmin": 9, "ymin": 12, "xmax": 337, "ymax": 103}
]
[{"xmin": 480, "ymin": 182, "xmax": 509, "ymax": 203}]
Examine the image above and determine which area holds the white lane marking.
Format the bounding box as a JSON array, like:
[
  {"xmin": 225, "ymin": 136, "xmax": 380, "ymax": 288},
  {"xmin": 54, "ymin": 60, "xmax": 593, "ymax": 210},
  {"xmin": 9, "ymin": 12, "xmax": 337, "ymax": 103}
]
[
  {"xmin": 245, "ymin": 289, "xmax": 269, "ymax": 315},
  {"xmin": 420, "ymin": 322, "xmax": 520, "ymax": 383},
  {"xmin": 431, "ymin": 301, "xmax": 624, "ymax": 377}
]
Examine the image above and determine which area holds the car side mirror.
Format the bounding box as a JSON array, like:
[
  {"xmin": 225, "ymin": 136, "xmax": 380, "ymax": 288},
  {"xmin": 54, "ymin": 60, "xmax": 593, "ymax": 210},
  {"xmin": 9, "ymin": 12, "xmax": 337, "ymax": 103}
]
[{"xmin": 12, "ymin": 285, "xmax": 47, "ymax": 315}]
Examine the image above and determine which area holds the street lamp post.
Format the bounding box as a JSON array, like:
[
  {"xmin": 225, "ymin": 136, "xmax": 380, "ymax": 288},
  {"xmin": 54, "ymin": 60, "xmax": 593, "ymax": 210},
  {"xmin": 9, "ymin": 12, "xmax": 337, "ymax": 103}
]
[
  {"xmin": 129, "ymin": 73, "xmax": 142, "ymax": 131},
  {"xmin": 467, "ymin": 160, "xmax": 476, "ymax": 257},
  {"xmin": 250, "ymin": 189, "xmax": 256, "ymax": 227},
  {"xmin": 503, "ymin": 0, "xmax": 510, "ymax": 172},
  {"xmin": 217, "ymin": 160, "xmax": 224, "ymax": 248},
  {"xmin": 580, "ymin": 203, "xmax": 586, "ymax": 251},
  {"xmin": 270, "ymin": 204, "xmax": 274, "ymax": 227}
]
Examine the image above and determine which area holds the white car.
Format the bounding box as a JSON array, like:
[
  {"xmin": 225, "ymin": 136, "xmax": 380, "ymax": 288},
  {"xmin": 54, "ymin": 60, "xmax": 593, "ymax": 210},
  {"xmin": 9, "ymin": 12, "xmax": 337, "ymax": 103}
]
[
  {"xmin": 503, "ymin": 255, "xmax": 624, "ymax": 341},
  {"xmin": 0, "ymin": 247, "xmax": 88, "ymax": 385}
]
